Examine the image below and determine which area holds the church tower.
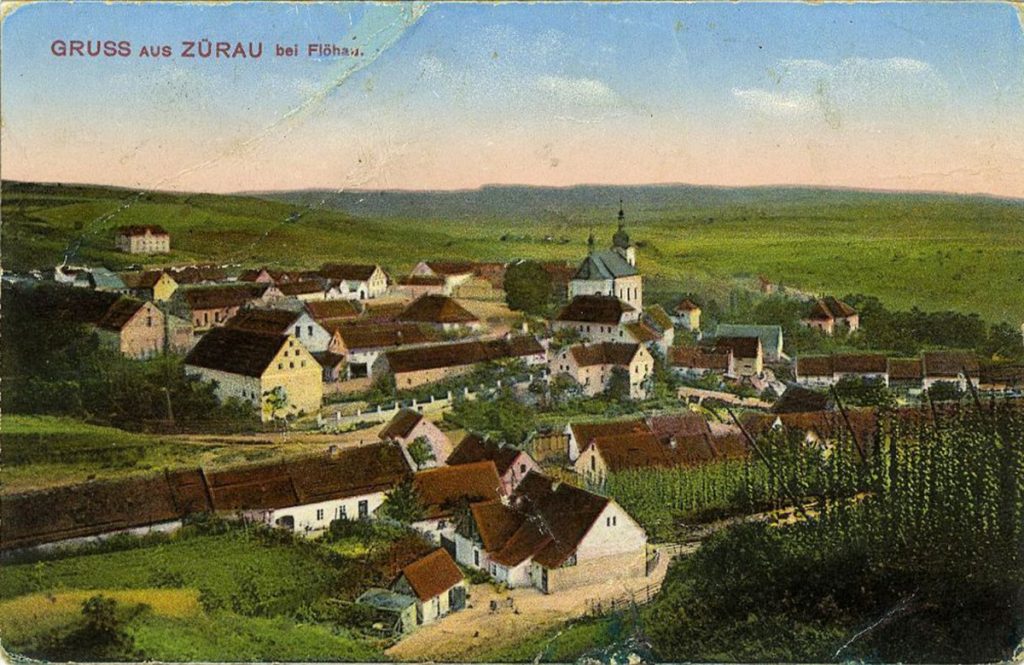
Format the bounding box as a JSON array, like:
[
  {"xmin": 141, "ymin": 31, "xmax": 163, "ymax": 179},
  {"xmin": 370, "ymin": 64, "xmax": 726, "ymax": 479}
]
[{"xmin": 611, "ymin": 199, "xmax": 636, "ymax": 267}]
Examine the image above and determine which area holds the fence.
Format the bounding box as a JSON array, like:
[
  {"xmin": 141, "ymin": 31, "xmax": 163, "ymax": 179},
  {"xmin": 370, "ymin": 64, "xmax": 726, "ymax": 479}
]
[{"xmin": 584, "ymin": 581, "xmax": 663, "ymax": 617}]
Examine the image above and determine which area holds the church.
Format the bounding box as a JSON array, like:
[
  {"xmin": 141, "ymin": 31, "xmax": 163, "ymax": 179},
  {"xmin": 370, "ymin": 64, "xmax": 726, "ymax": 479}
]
[{"xmin": 568, "ymin": 202, "xmax": 643, "ymax": 311}]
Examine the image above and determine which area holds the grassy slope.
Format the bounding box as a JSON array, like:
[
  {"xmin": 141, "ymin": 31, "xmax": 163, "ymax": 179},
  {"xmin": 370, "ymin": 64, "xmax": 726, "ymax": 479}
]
[
  {"xmin": 0, "ymin": 529, "xmax": 385, "ymax": 661},
  {"xmin": 3, "ymin": 181, "xmax": 1022, "ymax": 322}
]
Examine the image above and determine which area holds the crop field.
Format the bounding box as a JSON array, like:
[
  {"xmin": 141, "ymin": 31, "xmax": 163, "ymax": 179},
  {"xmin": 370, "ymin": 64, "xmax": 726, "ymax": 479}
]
[{"xmin": 3, "ymin": 181, "xmax": 1022, "ymax": 323}]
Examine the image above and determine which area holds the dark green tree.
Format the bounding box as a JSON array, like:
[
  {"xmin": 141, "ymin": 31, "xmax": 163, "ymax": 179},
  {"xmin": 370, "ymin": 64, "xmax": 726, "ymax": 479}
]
[
  {"xmin": 504, "ymin": 260, "xmax": 553, "ymax": 316},
  {"xmin": 379, "ymin": 479, "xmax": 426, "ymax": 525},
  {"xmin": 406, "ymin": 436, "xmax": 436, "ymax": 469}
]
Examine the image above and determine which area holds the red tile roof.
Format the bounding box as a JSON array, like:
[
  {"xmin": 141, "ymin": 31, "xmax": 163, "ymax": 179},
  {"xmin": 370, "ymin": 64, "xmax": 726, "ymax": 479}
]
[
  {"xmin": 922, "ymin": 350, "xmax": 980, "ymax": 378},
  {"xmin": 447, "ymin": 434, "xmax": 526, "ymax": 476},
  {"xmin": 674, "ymin": 298, "xmax": 700, "ymax": 313},
  {"xmin": 557, "ymin": 295, "xmax": 635, "ymax": 324},
  {"xmin": 568, "ymin": 342, "xmax": 641, "ymax": 367},
  {"xmin": 95, "ymin": 298, "xmax": 147, "ymax": 332},
  {"xmin": 671, "ymin": 347, "xmax": 731, "ymax": 371},
  {"xmin": 117, "ymin": 225, "xmax": 168, "ymax": 236},
  {"xmin": 184, "ymin": 327, "xmax": 286, "ymax": 377},
  {"xmin": 714, "ymin": 336, "xmax": 761, "ymax": 359},
  {"xmin": 412, "ymin": 461, "xmax": 504, "ymax": 520},
  {"xmin": 385, "ymin": 336, "xmax": 543, "ymax": 374},
  {"xmin": 399, "ymin": 294, "xmax": 479, "ymax": 325},
  {"xmin": 397, "ymin": 548, "xmax": 463, "ymax": 601},
  {"xmin": 379, "ymin": 409, "xmax": 425, "ymax": 441},
  {"xmin": 335, "ymin": 323, "xmax": 440, "ymax": 350}
]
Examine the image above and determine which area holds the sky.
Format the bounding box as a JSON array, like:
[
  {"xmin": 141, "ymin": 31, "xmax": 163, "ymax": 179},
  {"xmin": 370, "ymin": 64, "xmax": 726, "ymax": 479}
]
[{"xmin": 2, "ymin": 1, "xmax": 1023, "ymax": 197}]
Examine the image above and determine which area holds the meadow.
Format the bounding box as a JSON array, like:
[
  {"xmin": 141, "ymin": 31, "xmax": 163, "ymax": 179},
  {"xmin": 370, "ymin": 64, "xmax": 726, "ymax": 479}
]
[{"xmin": 3, "ymin": 181, "xmax": 1022, "ymax": 323}]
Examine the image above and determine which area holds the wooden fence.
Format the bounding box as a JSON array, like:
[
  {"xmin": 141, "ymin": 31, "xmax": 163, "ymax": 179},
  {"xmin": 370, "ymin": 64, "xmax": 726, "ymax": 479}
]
[{"xmin": 585, "ymin": 581, "xmax": 663, "ymax": 616}]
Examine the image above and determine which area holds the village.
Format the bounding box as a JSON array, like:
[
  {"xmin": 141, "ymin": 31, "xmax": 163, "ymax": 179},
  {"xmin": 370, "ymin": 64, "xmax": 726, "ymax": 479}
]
[{"xmin": 2, "ymin": 202, "xmax": 1023, "ymax": 660}]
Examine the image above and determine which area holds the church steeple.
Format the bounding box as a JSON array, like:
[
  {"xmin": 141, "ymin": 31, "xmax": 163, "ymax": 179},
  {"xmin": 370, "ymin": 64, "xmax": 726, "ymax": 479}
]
[
  {"xmin": 587, "ymin": 230, "xmax": 595, "ymax": 254},
  {"xmin": 612, "ymin": 198, "xmax": 631, "ymax": 250}
]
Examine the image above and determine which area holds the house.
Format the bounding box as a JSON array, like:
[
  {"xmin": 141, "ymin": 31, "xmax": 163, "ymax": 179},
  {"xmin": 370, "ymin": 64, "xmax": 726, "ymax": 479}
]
[
  {"xmin": 204, "ymin": 443, "xmax": 411, "ymax": 531},
  {"xmin": 979, "ymin": 364, "xmax": 1024, "ymax": 392},
  {"xmin": 116, "ymin": 225, "xmax": 170, "ymax": 254},
  {"xmin": 565, "ymin": 418, "xmax": 649, "ymax": 461},
  {"xmin": 410, "ymin": 262, "xmax": 505, "ymax": 301},
  {"xmin": 887, "ymin": 357, "xmax": 924, "ymax": 391},
  {"xmin": 713, "ymin": 336, "xmax": 763, "ymax": 378},
  {"xmin": 379, "ymin": 409, "xmax": 452, "ymax": 469},
  {"xmin": 391, "ymin": 549, "xmax": 467, "ymax": 626},
  {"xmin": 741, "ymin": 409, "xmax": 878, "ymax": 447},
  {"xmin": 714, "ymin": 324, "xmax": 784, "ymax": 362},
  {"xmin": 410, "ymin": 261, "xmax": 475, "ymax": 293},
  {"xmin": 575, "ymin": 431, "xmax": 673, "ymax": 484},
  {"xmin": 922, "ymin": 350, "xmax": 981, "ymax": 391},
  {"xmin": 673, "ymin": 298, "xmax": 701, "ymax": 331},
  {"xmin": 329, "ymin": 323, "xmax": 442, "ymax": 379},
  {"xmin": 166, "ymin": 264, "xmax": 228, "ymax": 286},
  {"xmin": 670, "ymin": 346, "xmax": 735, "ymax": 379},
  {"xmin": 398, "ymin": 294, "xmax": 481, "ymax": 332},
  {"xmin": 224, "ymin": 307, "xmax": 332, "ymax": 353},
  {"xmin": 801, "ymin": 296, "xmax": 860, "ymax": 335},
  {"xmin": 642, "ymin": 304, "xmax": 676, "ymax": 352},
  {"xmin": 0, "ymin": 469, "xmax": 211, "ymax": 555},
  {"xmin": 276, "ymin": 280, "xmax": 335, "ymax": 302},
  {"xmin": 121, "ymin": 270, "xmax": 178, "ymax": 302},
  {"xmin": 305, "ymin": 299, "xmax": 362, "ymax": 330},
  {"xmin": 378, "ymin": 336, "xmax": 546, "ymax": 390},
  {"xmin": 396, "ymin": 275, "xmax": 449, "ymax": 298},
  {"xmin": 446, "ymin": 433, "xmax": 540, "ymax": 494},
  {"xmin": 355, "ymin": 588, "xmax": 419, "ymax": 635},
  {"xmin": 184, "ymin": 327, "xmax": 323, "ymax": 421},
  {"xmin": 549, "ymin": 342, "xmax": 654, "ymax": 400},
  {"xmin": 89, "ymin": 267, "xmax": 129, "ymax": 294},
  {"xmin": 411, "ymin": 461, "xmax": 504, "ymax": 546},
  {"xmin": 453, "ymin": 472, "xmax": 647, "ymax": 593},
  {"xmin": 172, "ymin": 283, "xmax": 283, "ymax": 332},
  {"xmin": 568, "ymin": 205, "xmax": 643, "ymax": 310},
  {"xmin": 553, "ymin": 295, "xmax": 640, "ymax": 343},
  {"xmin": 318, "ymin": 263, "xmax": 389, "ymax": 300},
  {"xmin": 95, "ymin": 297, "xmax": 165, "ymax": 359},
  {"xmin": 795, "ymin": 353, "xmax": 890, "ymax": 387}
]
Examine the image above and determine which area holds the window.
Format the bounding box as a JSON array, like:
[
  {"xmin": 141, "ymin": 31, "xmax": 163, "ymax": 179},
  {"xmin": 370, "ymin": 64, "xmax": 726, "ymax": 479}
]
[
  {"xmin": 289, "ymin": 340, "xmax": 294, "ymax": 347},
  {"xmin": 474, "ymin": 550, "xmax": 480, "ymax": 566},
  {"xmin": 277, "ymin": 363, "xmax": 283, "ymax": 370},
  {"xmin": 295, "ymin": 325, "xmax": 301, "ymax": 337},
  {"xmin": 591, "ymin": 457, "xmax": 596, "ymax": 471},
  {"xmin": 358, "ymin": 500, "xmax": 368, "ymax": 518},
  {"xmin": 289, "ymin": 362, "xmax": 294, "ymax": 369},
  {"xmin": 520, "ymin": 463, "xmax": 527, "ymax": 474},
  {"xmin": 147, "ymin": 316, "xmax": 153, "ymax": 327},
  {"xmin": 339, "ymin": 505, "xmax": 348, "ymax": 519},
  {"xmin": 606, "ymin": 515, "xmax": 617, "ymax": 527},
  {"xmin": 301, "ymin": 360, "xmax": 306, "ymax": 368},
  {"xmin": 316, "ymin": 509, "xmax": 324, "ymax": 521},
  {"xmin": 308, "ymin": 325, "xmax": 313, "ymax": 336},
  {"xmin": 438, "ymin": 520, "xmax": 447, "ymax": 530}
]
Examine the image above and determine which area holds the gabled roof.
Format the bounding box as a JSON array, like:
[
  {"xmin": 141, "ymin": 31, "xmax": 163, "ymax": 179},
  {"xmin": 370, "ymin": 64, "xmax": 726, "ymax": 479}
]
[
  {"xmin": 887, "ymin": 357, "xmax": 923, "ymax": 381},
  {"xmin": 121, "ymin": 270, "xmax": 172, "ymax": 289},
  {"xmin": 922, "ymin": 350, "xmax": 980, "ymax": 378},
  {"xmin": 569, "ymin": 419, "xmax": 649, "ymax": 446},
  {"xmin": 447, "ymin": 434, "xmax": 525, "ymax": 476},
  {"xmin": 95, "ymin": 298, "xmax": 148, "ymax": 332},
  {"xmin": 319, "ymin": 263, "xmax": 380, "ymax": 282},
  {"xmin": 643, "ymin": 304, "xmax": 674, "ymax": 332},
  {"xmin": 334, "ymin": 323, "xmax": 440, "ymax": 351},
  {"xmin": 714, "ymin": 336, "xmax": 761, "ymax": 359},
  {"xmin": 772, "ymin": 386, "xmax": 832, "ymax": 414},
  {"xmin": 816, "ymin": 296, "xmax": 857, "ymax": 319},
  {"xmin": 587, "ymin": 432, "xmax": 674, "ymax": 472},
  {"xmin": 1, "ymin": 469, "xmax": 211, "ymax": 551},
  {"xmin": 379, "ymin": 408, "xmax": 425, "ymax": 441},
  {"xmin": 468, "ymin": 500, "xmax": 526, "ymax": 552},
  {"xmin": 674, "ymin": 298, "xmax": 700, "ymax": 313},
  {"xmin": 184, "ymin": 327, "xmax": 287, "ymax": 377},
  {"xmin": 625, "ymin": 321, "xmax": 661, "ymax": 343},
  {"xmin": 305, "ymin": 300, "xmax": 362, "ymax": 323},
  {"xmin": 423, "ymin": 261, "xmax": 476, "ymax": 277},
  {"xmin": 525, "ymin": 475, "xmax": 611, "ymax": 568},
  {"xmin": 385, "ymin": 336, "xmax": 544, "ymax": 374},
  {"xmin": 399, "ymin": 294, "xmax": 479, "ymax": 325},
  {"xmin": 224, "ymin": 308, "xmax": 302, "ymax": 335},
  {"xmin": 397, "ymin": 549, "xmax": 464, "ymax": 601},
  {"xmin": 647, "ymin": 412, "xmax": 711, "ymax": 443},
  {"xmin": 556, "ymin": 295, "xmax": 635, "ymax": 324},
  {"xmin": 714, "ymin": 324, "xmax": 783, "ymax": 358},
  {"xmin": 568, "ymin": 342, "xmax": 641, "ymax": 367},
  {"xmin": 277, "ymin": 280, "xmax": 326, "ymax": 296},
  {"xmin": 179, "ymin": 283, "xmax": 269, "ymax": 310},
  {"xmin": 412, "ymin": 461, "xmax": 504, "ymax": 520},
  {"xmin": 671, "ymin": 347, "xmax": 732, "ymax": 371},
  {"xmin": 117, "ymin": 224, "xmax": 168, "ymax": 236},
  {"xmin": 573, "ymin": 250, "xmax": 637, "ymax": 280}
]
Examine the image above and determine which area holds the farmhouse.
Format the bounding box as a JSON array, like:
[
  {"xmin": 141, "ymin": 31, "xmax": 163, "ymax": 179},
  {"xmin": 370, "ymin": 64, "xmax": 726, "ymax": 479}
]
[
  {"xmin": 379, "ymin": 409, "xmax": 452, "ymax": 469},
  {"xmin": 795, "ymin": 353, "xmax": 890, "ymax": 387},
  {"xmin": 410, "ymin": 261, "xmax": 505, "ymax": 300},
  {"xmin": 318, "ymin": 263, "xmax": 389, "ymax": 300},
  {"xmin": 553, "ymin": 295, "xmax": 640, "ymax": 343},
  {"xmin": 115, "ymin": 225, "xmax": 170, "ymax": 254},
  {"xmin": 446, "ymin": 433, "xmax": 540, "ymax": 494},
  {"xmin": 568, "ymin": 205, "xmax": 643, "ymax": 310},
  {"xmin": 391, "ymin": 549, "xmax": 467, "ymax": 626},
  {"xmin": 922, "ymin": 350, "xmax": 981, "ymax": 391},
  {"xmin": 120, "ymin": 270, "xmax": 178, "ymax": 302},
  {"xmin": 411, "ymin": 460, "xmax": 504, "ymax": 545},
  {"xmin": 166, "ymin": 264, "xmax": 228, "ymax": 285},
  {"xmin": 378, "ymin": 336, "xmax": 545, "ymax": 389},
  {"xmin": 173, "ymin": 283, "xmax": 283, "ymax": 332},
  {"xmin": 304, "ymin": 299, "xmax": 362, "ymax": 330},
  {"xmin": 565, "ymin": 418, "xmax": 649, "ymax": 461},
  {"xmin": 398, "ymin": 294, "xmax": 481, "ymax": 332},
  {"xmin": 670, "ymin": 346, "xmax": 735, "ymax": 379},
  {"xmin": 94, "ymin": 297, "xmax": 165, "ymax": 359},
  {"xmin": 887, "ymin": 357, "xmax": 924, "ymax": 390},
  {"xmin": 549, "ymin": 341, "xmax": 654, "ymax": 399},
  {"xmin": 396, "ymin": 274, "xmax": 449, "ymax": 298},
  {"xmin": 225, "ymin": 307, "xmax": 332, "ymax": 353},
  {"xmin": 801, "ymin": 296, "xmax": 860, "ymax": 335},
  {"xmin": 714, "ymin": 324, "xmax": 785, "ymax": 362},
  {"xmin": 713, "ymin": 336, "xmax": 764, "ymax": 378},
  {"xmin": 204, "ymin": 443, "xmax": 411, "ymax": 532},
  {"xmin": 673, "ymin": 298, "xmax": 702, "ymax": 331},
  {"xmin": 329, "ymin": 323, "xmax": 442, "ymax": 379},
  {"xmin": 454, "ymin": 472, "xmax": 647, "ymax": 593},
  {"xmin": 184, "ymin": 327, "xmax": 323, "ymax": 421}
]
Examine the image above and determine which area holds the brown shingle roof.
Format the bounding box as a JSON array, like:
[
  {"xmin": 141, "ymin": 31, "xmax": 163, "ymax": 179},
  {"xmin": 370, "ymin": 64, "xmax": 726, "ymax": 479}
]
[
  {"xmin": 772, "ymin": 386, "xmax": 832, "ymax": 414},
  {"xmin": 570, "ymin": 419, "xmax": 649, "ymax": 447},
  {"xmin": 644, "ymin": 304, "xmax": 674, "ymax": 331},
  {"xmin": 120, "ymin": 270, "xmax": 170, "ymax": 289},
  {"xmin": 922, "ymin": 350, "xmax": 980, "ymax": 378},
  {"xmin": 625, "ymin": 321, "xmax": 660, "ymax": 343},
  {"xmin": 674, "ymin": 298, "xmax": 700, "ymax": 313},
  {"xmin": 529, "ymin": 479, "xmax": 610, "ymax": 568},
  {"xmin": 399, "ymin": 295, "xmax": 479, "ymax": 325},
  {"xmin": 797, "ymin": 355, "xmax": 834, "ymax": 377},
  {"xmin": 568, "ymin": 342, "xmax": 640, "ymax": 367},
  {"xmin": 379, "ymin": 409, "xmax": 425, "ymax": 441},
  {"xmin": 424, "ymin": 261, "xmax": 476, "ymax": 276},
  {"xmin": 224, "ymin": 308, "xmax": 300, "ymax": 335},
  {"xmin": 385, "ymin": 336, "xmax": 543, "ymax": 374},
  {"xmin": 117, "ymin": 225, "xmax": 168, "ymax": 236},
  {"xmin": 714, "ymin": 336, "xmax": 761, "ymax": 359},
  {"xmin": 589, "ymin": 432, "xmax": 674, "ymax": 472},
  {"xmin": 184, "ymin": 327, "xmax": 286, "ymax": 377},
  {"xmin": 305, "ymin": 300, "xmax": 362, "ymax": 323},
  {"xmin": 833, "ymin": 353, "xmax": 888, "ymax": 374},
  {"xmin": 647, "ymin": 412, "xmax": 710, "ymax": 442},
  {"xmin": 670, "ymin": 347, "xmax": 731, "ymax": 371},
  {"xmin": 319, "ymin": 263, "xmax": 380, "ymax": 281},
  {"xmin": 95, "ymin": 298, "xmax": 147, "ymax": 332},
  {"xmin": 398, "ymin": 548, "xmax": 464, "ymax": 601},
  {"xmin": 277, "ymin": 280, "xmax": 325, "ymax": 296},
  {"xmin": 398, "ymin": 275, "xmax": 447, "ymax": 286},
  {"xmin": 556, "ymin": 295, "xmax": 635, "ymax": 324},
  {"xmin": 335, "ymin": 323, "xmax": 440, "ymax": 350},
  {"xmin": 412, "ymin": 461, "xmax": 503, "ymax": 520},
  {"xmin": 887, "ymin": 358, "xmax": 923, "ymax": 381},
  {"xmin": 167, "ymin": 265, "xmax": 227, "ymax": 284},
  {"xmin": 468, "ymin": 500, "xmax": 526, "ymax": 553},
  {"xmin": 180, "ymin": 283, "xmax": 269, "ymax": 310},
  {"xmin": 447, "ymin": 434, "xmax": 525, "ymax": 476}
]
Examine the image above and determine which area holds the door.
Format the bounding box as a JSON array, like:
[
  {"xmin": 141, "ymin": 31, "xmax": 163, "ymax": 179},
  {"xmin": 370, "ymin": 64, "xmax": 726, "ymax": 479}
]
[
  {"xmin": 448, "ymin": 585, "xmax": 466, "ymax": 611},
  {"xmin": 440, "ymin": 534, "xmax": 457, "ymax": 559},
  {"xmin": 540, "ymin": 567, "xmax": 548, "ymax": 594},
  {"xmin": 358, "ymin": 500, "xmax": 369, "ymax": 519}
]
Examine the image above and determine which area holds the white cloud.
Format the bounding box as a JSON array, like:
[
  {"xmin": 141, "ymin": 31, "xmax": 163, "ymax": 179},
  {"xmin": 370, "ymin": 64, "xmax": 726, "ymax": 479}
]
[
  {"xmin": 732, "ymin": 88, "xmax": 815, "ymax": 116},
  {"xmin": 536, "ymin": 75, "xmax": 620, "ymax": 106}
]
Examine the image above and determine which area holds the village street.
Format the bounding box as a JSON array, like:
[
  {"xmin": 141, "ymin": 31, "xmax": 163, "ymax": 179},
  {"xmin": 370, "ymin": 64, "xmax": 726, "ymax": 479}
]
[{"xmin": 385, "ymin": 542, "xmax": 687, "ymax": 662}]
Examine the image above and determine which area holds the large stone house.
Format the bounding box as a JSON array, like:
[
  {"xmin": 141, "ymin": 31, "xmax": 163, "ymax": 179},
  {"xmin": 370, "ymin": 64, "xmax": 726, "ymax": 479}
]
[
  {"xmin": 446, "ymin": 433, "xmax": 540, "ymax": 494},
  {"xmin": 390, "ymin": 549, "xmax": 467, "ymax": 626},
  {"xmin": 115, "ymin": 225, "xmax": 170, "ymax": 254},
  {"xmin": 184, "ymin": 327, "xmax": 323, "ymax": 421},
  {"xmin": 713, "ymin": 336, "xmax": 763, "ymax": 378},
  {"xmin": 379, "ymin": 409, "xmax": 452, "ymax": 469},
  {"xmin": 549, "ymin": 341, "xmax": 654, "ymax": 399},
  {"xmin": 172, "ymin": 283, "xmax": 283, "ymax": 332},
  {"xmin": 318, "ymin": 264, "xmax": 389, "ymax": 300},
  {"xmin": 378, "ymin": 336, "xmax": 546, "ymax": 390},
  {"xmin": 224, "ymin": 307, "xmax": 332, "ymax": 353},
  {"xmin": 568, "ymin": 205, "xmax": 642, "ymax": 310},
  {"xmin": 553, "ymin": 295, "xmax": 640, "ymax": 343},
  {"xmin": 453, "ymin": 472, "xmax": 648, "ymax": 594},
  {"xmin": 94, "ymin": 298, "xmax": 165, "ymax": 359},
  {"xmin": 801, "ymin": 296, "xmax": 860, "ymax": 335}
]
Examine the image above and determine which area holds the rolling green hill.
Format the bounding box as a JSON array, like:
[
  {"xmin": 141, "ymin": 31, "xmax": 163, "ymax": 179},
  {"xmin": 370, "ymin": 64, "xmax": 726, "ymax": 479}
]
[{"xmin": 3, "ymin": 180, "xmax": 1022, "ymax": 323}]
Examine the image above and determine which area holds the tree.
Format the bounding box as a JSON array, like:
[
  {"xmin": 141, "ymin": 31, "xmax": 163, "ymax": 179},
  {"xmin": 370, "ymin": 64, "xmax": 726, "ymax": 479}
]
[
  {"xmin": 604, "ymin": 366, "xmax": 632, "ymax": 402},
  {"xmin": 262, "ymin": 386, "xmax": 289, "ymax": 427},
  {"xmin": 379, "ymin": 479, "xmax": 425, "ymax": 524},
  {"xmin": 504, "ymin": 260, "xmax": 553, "ymax": 316},
  {"xmin": 834, "ymin": 376, "xmax": 896, "ymax": 409},
  {"xmin": 41, "ymin": 595, "xmax": 139, "ymax": 661},
  {"xmin": 448, "ymin": 388, "xmax": 537, "ymax": 444},
  {"xmin": 407, "ymin": 436, "xmax": 436, "ymax": 469}
]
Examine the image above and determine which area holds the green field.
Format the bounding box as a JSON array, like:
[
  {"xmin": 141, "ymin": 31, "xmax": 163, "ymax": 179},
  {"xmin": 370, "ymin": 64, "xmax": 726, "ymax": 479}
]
[{"xmin": 3, "ymin": 181, "xmax": 1022, "ymax": 323}]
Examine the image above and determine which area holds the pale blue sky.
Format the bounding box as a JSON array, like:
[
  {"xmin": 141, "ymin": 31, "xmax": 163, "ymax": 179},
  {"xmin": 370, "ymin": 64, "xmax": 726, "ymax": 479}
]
[{"xmin": 2, "ymin": 2, "xmax": 1022, "ymax": 196}]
